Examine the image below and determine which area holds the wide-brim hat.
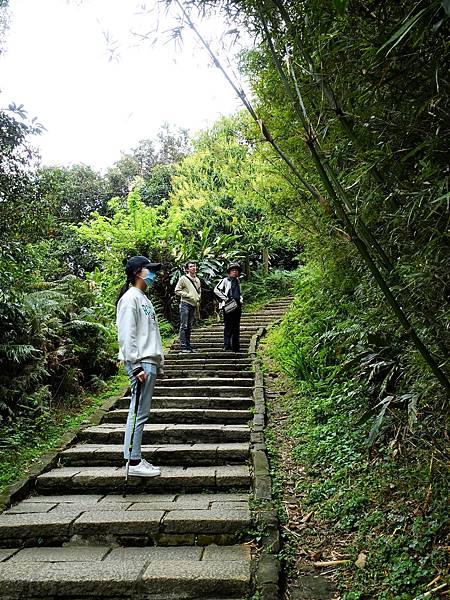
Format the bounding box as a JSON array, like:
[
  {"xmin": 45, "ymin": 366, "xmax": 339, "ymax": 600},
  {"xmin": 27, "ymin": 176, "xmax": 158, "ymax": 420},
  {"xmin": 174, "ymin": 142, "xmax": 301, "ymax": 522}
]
[
  {"xmin": 227, "ymin": 262, "xmax": 242, "ymax": 274},
  {"xmin": 125, "ymin": 255, "xmax": 161, "ymax": 276}
]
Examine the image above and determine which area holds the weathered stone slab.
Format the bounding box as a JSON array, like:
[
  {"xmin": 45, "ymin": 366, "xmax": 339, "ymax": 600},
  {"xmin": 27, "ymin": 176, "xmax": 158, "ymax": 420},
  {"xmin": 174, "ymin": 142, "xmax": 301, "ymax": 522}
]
[
  {"xmin": 52, "ymin": 501, "xmax": 133, "ymax": 512},
  {"xmin": 215, "ymin": 465, "xmax": 251, "ymax": 488},
  {"xmin": 105, "ymin": 546, "xmax": 202, "ymax": 562},
  {"xmin": 217, "ymin": 443, "xmax": 250, "ymax": 460},
  {"xmin": 0, "ymin": 561, "xmax": 145, "ymax": 597},
  {"xmin": 162, "ymin": 509, "xmax": 250, "ymax": 533},
  {"xmin": 22, "ymin": 494, "xmax": 103, "ymax": 504},
  {"xmin": 202, "ymin": 544, "xmax": 251, "ymax": 561},
  {"xmin": 253, "ymin": 450, "xmax": 270, "ymax": 475},
  {"xmin": 181, "ymin": 467, "xmax": 217, "ymax": 488},
  {"xmin": 256, "ymin": 554, "xmax": 280, "ymax": 586},
  {"xmin": 99, "ymin": 494, "xmax": 176, "ymax": 504},
  {"xmin": 81, "ymin": 423, "xmax": 250, "ymax": 444},
  {"xmin": 38, "ymin": 465, "xmax": 239, "ymax": 493},
  {"xmin": 158, "ymin": 378, "xmax": 254, "ymax": 387},
  {"xmin": 174, "ymin": 493, "xmax": 249, "ymax": 502},
  {"xmin": 173, "ymin": 496, "xmax": 213, "ymax": 509},
  {"xmin": 129, "ymin": 499, "xmax": 209, "ymax": 511},
  {"xmin": 37, "ymin": 467, "xmax": 82, "ymax": 481},
  {"xmin": 5, "ymin": 502, "xmax": 57, "ymax": 514},
  {"xmin": 126, "ymin": 501, "xmax": 176, "ymax": 511},
  {"xmin": 254, "ymin": 475, "xmax": 273, "ymax": 501},
  {"xmin": 140, "ymin": 560, "xmax": 251, "ymax": 597},
  {"xmin": 62, "ymin": 444, "xmax": 103, "ymax": 454},
  {"xmin": 72, "ymin": 510, "xmax": 164, "ymax": 536},
  {"xmin": 0, "ymin": 511, "xmax": 81, "ymax": 542},
  {"xmin": 209, "ymin": 501, "xmax": 249, "ymax": 511},
  {"xmin": 77, "ymin": 426, "xmax": 111, "ymax": 442},
  {"xmin": 71, "ymin": 467, "xmax": 123, "ymax": 488},
  {"xmin": 10, "ymin": 546, "xmax": 110, "ymax": 562},
  {"xmin": 0, "ymin": 549, "xmax": 17, "ymax": 562}
]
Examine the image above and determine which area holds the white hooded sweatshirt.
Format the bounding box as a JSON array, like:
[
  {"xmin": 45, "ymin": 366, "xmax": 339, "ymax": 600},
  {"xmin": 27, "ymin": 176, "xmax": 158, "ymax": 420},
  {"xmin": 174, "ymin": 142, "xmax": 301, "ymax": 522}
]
[{"xmin": 116, "ymin": 287, "xmax": 164, "ymax": 372}]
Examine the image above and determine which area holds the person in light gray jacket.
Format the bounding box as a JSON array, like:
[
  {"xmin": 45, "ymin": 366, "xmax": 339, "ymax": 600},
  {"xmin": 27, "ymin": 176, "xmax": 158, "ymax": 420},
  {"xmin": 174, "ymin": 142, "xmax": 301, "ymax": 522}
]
[{"xmin": 116, "ymin": 255, "xmax": 164, "ymax": 478}]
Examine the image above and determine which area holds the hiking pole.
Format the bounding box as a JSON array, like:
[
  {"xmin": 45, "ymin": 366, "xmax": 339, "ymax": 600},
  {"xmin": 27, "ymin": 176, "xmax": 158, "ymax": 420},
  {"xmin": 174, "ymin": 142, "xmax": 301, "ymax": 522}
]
[{"xmin": 123, "ymin": 378, "xmax": 142, "ymax": 498}]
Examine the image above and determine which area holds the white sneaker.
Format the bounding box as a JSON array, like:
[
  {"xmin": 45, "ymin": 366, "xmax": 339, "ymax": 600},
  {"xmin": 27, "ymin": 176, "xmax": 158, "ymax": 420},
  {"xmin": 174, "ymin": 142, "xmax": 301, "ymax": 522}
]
[
  {"xmin": 128, "ymin": 459, "xmax": 161, "ymax": 478},
  {"xmin": 141, "ymin": 458, "xmax": 161, "ymax": 474}
]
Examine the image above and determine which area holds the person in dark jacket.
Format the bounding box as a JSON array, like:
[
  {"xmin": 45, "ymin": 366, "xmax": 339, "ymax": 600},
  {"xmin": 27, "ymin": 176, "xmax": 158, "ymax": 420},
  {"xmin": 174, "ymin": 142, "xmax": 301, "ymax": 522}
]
[{"xmin": 214, "ymin": 263, "xmax": 243, "ymax": 352}]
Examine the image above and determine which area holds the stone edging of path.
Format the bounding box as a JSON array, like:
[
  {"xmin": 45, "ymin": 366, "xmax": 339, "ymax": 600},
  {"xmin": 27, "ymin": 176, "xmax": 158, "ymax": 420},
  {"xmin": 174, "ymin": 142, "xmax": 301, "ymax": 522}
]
[
  {"xmin": 250, "ymin": 325, "xmax": 281, "ymax": 600},
  {"xmin": 0, "ymin": 389, "xmax": 126, "ymax": 513}
]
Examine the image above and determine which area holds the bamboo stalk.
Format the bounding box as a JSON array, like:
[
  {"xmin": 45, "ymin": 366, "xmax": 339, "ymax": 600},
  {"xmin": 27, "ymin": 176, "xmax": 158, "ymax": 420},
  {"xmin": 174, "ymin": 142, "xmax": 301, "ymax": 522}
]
[
  {"xmin": 313, "ymin": 559, "xmax": 351, "ymax": 567},
  {"xmin": 173, "ymin": 0, "xmax": 450, "ymax": 395},
  {"xmin": 260, "ymin": 11, "xmax": 394, "ymax": 272},
  {"xmin": 173, "ymin": 0, "xmax": 325, "ymax": 208},
  {"xmin": 413, "ymin": 582, "xmax": 448, "ymax": 599},
  {"xmin": 257, "ymin": 6, "xmax": 450, "ymax": 394},
  {"xmin": 271, "ymin": 0, "xmax": 386, "ymax": 186}
]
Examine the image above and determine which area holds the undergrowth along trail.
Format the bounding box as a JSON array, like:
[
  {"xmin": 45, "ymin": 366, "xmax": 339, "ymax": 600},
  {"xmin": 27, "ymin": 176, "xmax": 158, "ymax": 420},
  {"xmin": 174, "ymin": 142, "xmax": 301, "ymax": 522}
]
[{"xmin": 260, "ymin": 267, "xmax": 449, "ymax": 600}]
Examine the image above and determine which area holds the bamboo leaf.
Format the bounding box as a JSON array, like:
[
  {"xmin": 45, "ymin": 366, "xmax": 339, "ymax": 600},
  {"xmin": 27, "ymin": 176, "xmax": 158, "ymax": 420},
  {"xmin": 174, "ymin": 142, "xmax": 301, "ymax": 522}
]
[
  {"xmin": 406, "ymin": 394, "xmax": 418, "ymax": 430},
  {"xmin": 378, "ymin": 8, "xmax": 429, "ymax": 55},
  {"xmin": 357, "ymin": 395, "xmax": 394, "ymax": 426},
  {"xmin": 365, "ymin": 400, "xmax": 391, "ymax": 447}
]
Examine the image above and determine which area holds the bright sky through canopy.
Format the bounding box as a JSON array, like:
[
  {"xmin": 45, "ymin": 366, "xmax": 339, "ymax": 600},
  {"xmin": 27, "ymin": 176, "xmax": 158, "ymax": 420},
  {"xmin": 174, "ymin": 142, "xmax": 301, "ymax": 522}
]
[{"xmin": 0, "ymin": 0, "xmax": 242, "ymax": 170}]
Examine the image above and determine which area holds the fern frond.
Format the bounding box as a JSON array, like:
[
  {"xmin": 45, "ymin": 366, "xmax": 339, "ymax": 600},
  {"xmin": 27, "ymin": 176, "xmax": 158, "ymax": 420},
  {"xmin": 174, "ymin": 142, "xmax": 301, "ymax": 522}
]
[
  {"xmin": 64, "ymin": 319, "xmax": 109, "ymax": 333},
  {"xmin": 24, "ymin": 290, "xmax": 69, "ymax": 315},
  {"xmin": 0, "ymin": 344, "xmax": 40, "ymax": 363}
]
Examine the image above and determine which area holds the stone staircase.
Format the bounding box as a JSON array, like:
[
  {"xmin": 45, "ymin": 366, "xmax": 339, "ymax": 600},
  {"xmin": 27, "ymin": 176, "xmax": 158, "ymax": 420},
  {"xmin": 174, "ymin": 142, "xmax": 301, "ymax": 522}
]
[{"xmin": 0, "ymin": 298, "xmax": 291, "ymax": 599}]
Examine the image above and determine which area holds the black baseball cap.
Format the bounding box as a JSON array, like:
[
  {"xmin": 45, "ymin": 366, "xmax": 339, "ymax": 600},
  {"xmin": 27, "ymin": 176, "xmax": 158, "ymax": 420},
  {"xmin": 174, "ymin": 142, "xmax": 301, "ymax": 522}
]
[{"xmin": 125, "ymin": 256, "xmax": 161, "ymax": 276}]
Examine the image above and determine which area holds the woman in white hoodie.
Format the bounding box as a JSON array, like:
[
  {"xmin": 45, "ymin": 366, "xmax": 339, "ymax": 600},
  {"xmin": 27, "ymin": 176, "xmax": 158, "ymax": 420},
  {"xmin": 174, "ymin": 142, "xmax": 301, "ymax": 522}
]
[{"xmin": 116, "ymin": 255, "xmax": 164, "ymax": 477}]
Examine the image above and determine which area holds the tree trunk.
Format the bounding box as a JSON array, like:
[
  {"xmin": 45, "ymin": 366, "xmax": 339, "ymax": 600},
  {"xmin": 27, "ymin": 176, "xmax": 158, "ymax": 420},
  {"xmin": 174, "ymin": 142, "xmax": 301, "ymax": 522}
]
[{"xmin": 262, "ymin": 248, "xmax": 269, "ymax": 275}]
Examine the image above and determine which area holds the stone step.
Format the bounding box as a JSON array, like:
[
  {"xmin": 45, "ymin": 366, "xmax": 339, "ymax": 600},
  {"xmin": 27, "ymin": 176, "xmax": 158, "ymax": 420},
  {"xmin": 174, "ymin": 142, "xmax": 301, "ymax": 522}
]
[
  {"xmin": 189, "ymin": 334, "xmax": 252, "ymax": 340},
  {"xmin": 116, "ymin": 396, "xmax": 253, "ymax": 410},
  {"xmin": 163, "ymin": 359, "xmax": 252, "ymax": 368},
  {"xmin": 174, "ymin": 334, "xmax": 252, "ymax": 340},
  {"xmin": 153, "ymin": 386, "xmax": 253, "ymax": 398},
  {"xmin": 34, "ymin": 465, "xmax": 251, "ymax": 496},
  {"xmin": 157, "ymin": 378, "xmax": 253, "ymax": 388},
  {"xmin": 60, "ymin": 443, "xmax": 250, "ymax": 466},
  {"xmin": 162, "ymin": 369, "xmax": 254, "ymax": 378},
  {"xmin": 167, "ymin": 351, "xmax": 248, "ymax": 360},
  {"xmin": 0, "ymin": 493, "xmax": 251, "ymax": 548},
  {"xmin": 203, "ymin": 325, "xmax": 264, "ymax": 331},
  {"xmin": 0, "ymin": 544, "xmax": 251, "ymax": 598},
  {"xmin": 239, "ymin": 318, "xmax": 282, "ymax": 323},
  {"xmin": 79, "ymin": 423, "xmax": 250, "ymax": 445},
  {"xmin": 103, "ymin": 408, "xmax": 251, "ymax": 425},
  {"xmin": 242, "ymin": 312, "xmax": 284, "ymax": 316},
  {"xmin": 172, "ymin": 344, "xmax": 250, "ymax": 351}
]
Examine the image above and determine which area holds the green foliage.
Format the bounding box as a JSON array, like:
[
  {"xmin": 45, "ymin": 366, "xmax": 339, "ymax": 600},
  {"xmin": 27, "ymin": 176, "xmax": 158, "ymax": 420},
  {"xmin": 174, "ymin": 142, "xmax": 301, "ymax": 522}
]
[
  {"xmin": 105, "ymin": 124, "xmax": 190, "ymax": 199},
  {"xmin": 0, "ymin": 275, "xmax": 117, "ymax": 422},
  {"xmin": 74, "ymin": 117, "xmax": 296, "ymax": 323},
  {"xmin": 241, "ymin": 269, "xmax": 295, "ymax": 307},
  {"xmin": 264, "ymin": 266, "xmax": 449, "ymax": 597},
  {"xmin": 38, "ymin": 164, "xmax": 110, "ymax": 223},
  {"xmin": 0, "ymin": 371, "xmax": 128, "ymax": 495},
  {"xmin": 170, "ymin": 113, "xmax": 297, "ymax": 270}
]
